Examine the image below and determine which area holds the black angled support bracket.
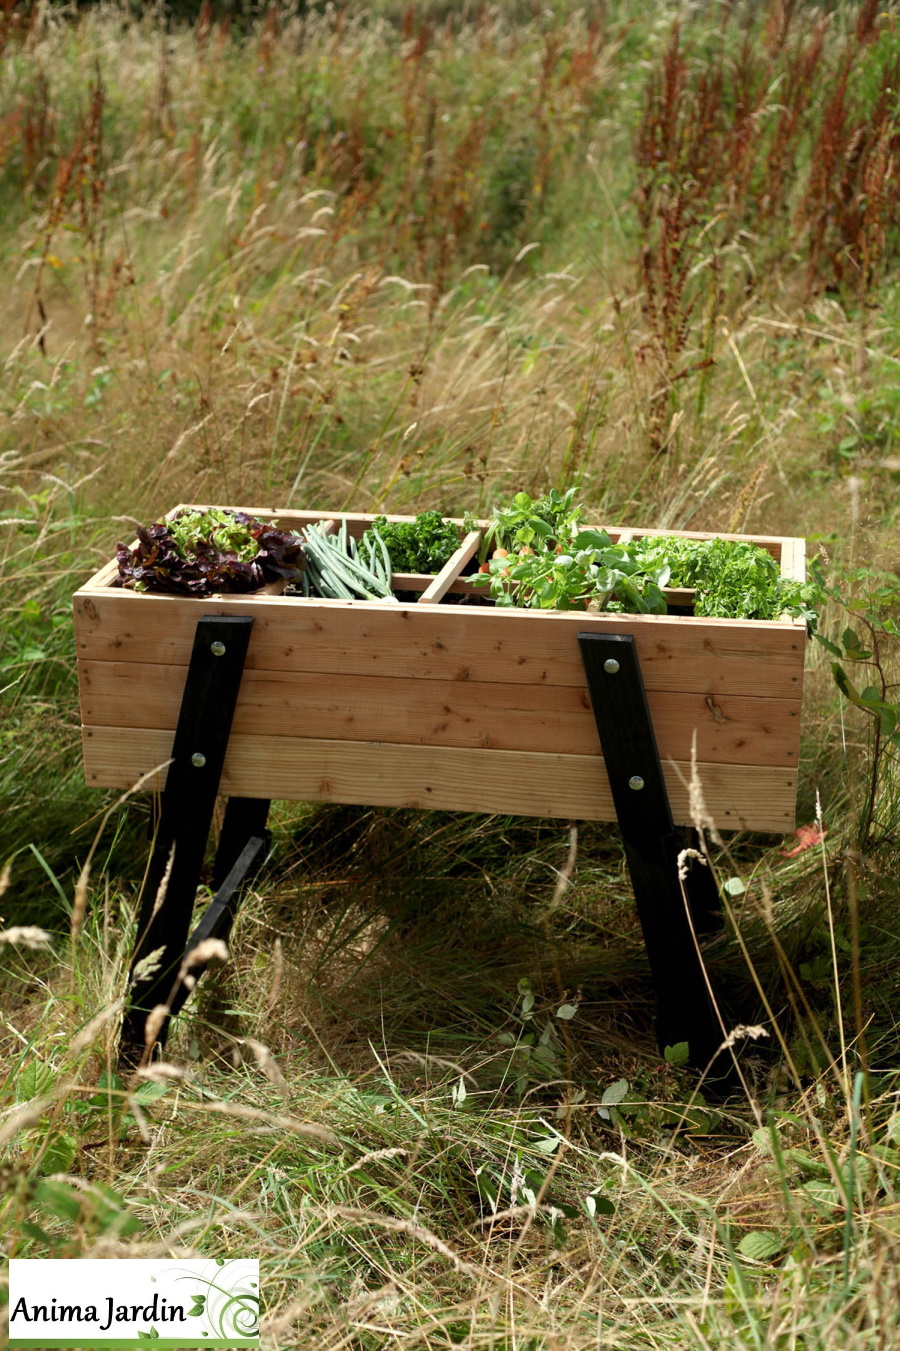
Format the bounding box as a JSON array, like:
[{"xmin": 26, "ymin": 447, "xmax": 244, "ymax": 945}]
[
  {"xmin": 120, "ymin": 615, "xmax": 270, "ymax": 1066},
  {"xmin": 168, "ymin": 832, "xmax": 269, "ymax": 1019},
  {"xmin": 578, "ymin": 632, "xmax": 725, "ymax": 1072},
  {"xmin": 213, "ymin": 796, "xmax": 272, "ymax": 889}
]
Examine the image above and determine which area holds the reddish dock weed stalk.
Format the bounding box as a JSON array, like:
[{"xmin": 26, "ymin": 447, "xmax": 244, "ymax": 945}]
[{"xmin": 634, "ymin": 4, "xmax": 900, "ymax": 447}]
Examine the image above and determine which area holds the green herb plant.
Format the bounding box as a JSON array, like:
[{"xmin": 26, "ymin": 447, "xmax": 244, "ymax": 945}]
[
  {"xmin": 363, "ymin": 512, "xmax": 460, "ymax": 573},
  {"xmin": 473, "ymin": 528, "xmax": 671, "ymax": 613},
  {"xmin": 477, "ymin": 488, "xmax": 584, "ymax": 561},
  {"xmin": 633, "ymin": 535, "xmax": 811, "ymax": 621}
]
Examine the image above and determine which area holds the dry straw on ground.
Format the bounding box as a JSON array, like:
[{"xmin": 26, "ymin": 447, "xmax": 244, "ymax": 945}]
[{"xmin": 2, "ymin": 1, "xmax": 900, "ymax": 1347}]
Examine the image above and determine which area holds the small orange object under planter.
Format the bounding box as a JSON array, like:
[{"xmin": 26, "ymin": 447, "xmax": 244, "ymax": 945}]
[{"xmin": 72, "ymin": 505, "xmax": 809, "ymax": 1074}]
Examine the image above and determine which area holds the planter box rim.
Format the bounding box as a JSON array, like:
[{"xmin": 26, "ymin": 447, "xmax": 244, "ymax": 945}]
[{"xmin": 77, "ymin": 502, "xmax": 808, "ymax": 629}]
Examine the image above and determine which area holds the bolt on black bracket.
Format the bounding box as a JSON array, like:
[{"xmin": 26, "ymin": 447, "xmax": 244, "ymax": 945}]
[{"xmin": 578, "ymin": 631, "xmax": 726, "ymax": 1073}]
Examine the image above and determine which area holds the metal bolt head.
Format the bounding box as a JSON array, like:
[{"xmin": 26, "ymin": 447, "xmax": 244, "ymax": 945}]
[
  {"xmin": 603, "ymin": 658, "xmax": 620, "ymax": 674},
  {"xmin": 191, "ymin": 752, "xmax": 207, "ymax": 769},
  {"xmin": 210, "ymin": 640, "xmax": 226, "ymax": 656},
  {"xmin": 628, "ymin": 775, "xmax": 645, "ymax": 791}
]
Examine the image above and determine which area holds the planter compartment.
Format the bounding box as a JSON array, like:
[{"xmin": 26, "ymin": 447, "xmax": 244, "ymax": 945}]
[{"xmin": 74, "ymin": 505, "xmax": 806, "ymax": 834}]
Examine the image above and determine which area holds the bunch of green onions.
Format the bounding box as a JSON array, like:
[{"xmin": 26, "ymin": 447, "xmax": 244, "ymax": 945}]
[{"xmin": 298, "ymin": 519, "xmax": 397, "ymax": 601}]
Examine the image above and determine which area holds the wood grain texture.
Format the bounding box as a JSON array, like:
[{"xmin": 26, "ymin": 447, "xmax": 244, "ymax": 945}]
[
  {"xmin": 82, "ymin": 557, "xmax": 120, "ymax": 591},
  {"xmin": 78, "ymin": 659, "xmax": 801, "ymax": 766},
  {"xmin": 782, "ymin": 536, "xmax": 808, "ymax": 583},
  {"xmin": 392, "ymin": 572, "xmax": 477, "ymax": 595},
  {"xmin": 777, "ymin": 539, "xmax": 810, "ymax": 641},
  {"xmin": 81, "ymin": 725, "xmax": 798, "ymax": 831},
  {"xmin": 73, "ymin": 591, "xmax": 805, "ymax": 698},
  {"xmin": 418, "ymin": 530, "xmax": 481, "ymax": 603}
]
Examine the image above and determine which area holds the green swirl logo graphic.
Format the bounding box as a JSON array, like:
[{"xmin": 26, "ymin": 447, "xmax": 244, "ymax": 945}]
[{"xmin": 177, "ymin": 1260, "xmax": 259, "ymax": 1339}]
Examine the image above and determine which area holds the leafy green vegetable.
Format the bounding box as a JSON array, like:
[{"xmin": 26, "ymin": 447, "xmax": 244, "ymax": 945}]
[
  {"xmin": 168, "ymin": 508, "xmax": 261, "ymax": 563},
  {"xmin": 632, "ymin": 535, "xmax": 794, "ymax": 620},
  {"xmin": 478, "ymin": 487, "xmax": 583, "ymax": 560},
  {"xmin": 116, "ymin": 507, "xmax": 303, "ymax": 597},
  {"xmin": 362, "ymin": 512, "xmax": 460, "ymax": 573},
  {"xmin": 473, "ymin": 530, "xmax": 670, "ymax": 613},
  {"xmin": 473, "ymin": 492, "xmax": 814, "ymax": 620}
]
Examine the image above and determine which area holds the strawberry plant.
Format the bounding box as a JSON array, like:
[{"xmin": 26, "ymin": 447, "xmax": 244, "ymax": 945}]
[
  {"xmin": 477, "ymin": 488, "xmax": 584, "ymax": 561},
  {"xmin": 473, "ymin": 528, "xmax": 670, "ymax": 613}
]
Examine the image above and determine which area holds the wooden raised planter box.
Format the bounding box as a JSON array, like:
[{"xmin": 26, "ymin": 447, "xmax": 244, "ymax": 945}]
[
  {"xmin": 74, "ymin": 505, "xmax": 806, "ymax": 834},
  {"xmin": 74, "ymin": 504, "xmax": 808, "ymax": 1072}
]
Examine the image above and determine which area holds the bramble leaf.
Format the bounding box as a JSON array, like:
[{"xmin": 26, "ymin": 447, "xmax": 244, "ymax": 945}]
[
  {"xmin": 814, "ymin": 633, "xmax": 843, "ymax": 658},
  {"xmin": 738, "ymin": 1231, "xmax": 784, "ymax": 1262},
  {"xmin": 601, "ymin": 1079, "xmax": 629, "ymax": 1107},
  {"xmin": 535, "ymin": 1135, "xmax": 561, "ymax": 1154},
  {"xmin": 842, "ymin": 627, "xmax": 872, "ymax": 660}
]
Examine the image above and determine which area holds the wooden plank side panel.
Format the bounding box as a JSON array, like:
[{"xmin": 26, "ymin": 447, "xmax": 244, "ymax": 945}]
[
  {"xmin": 78, "ymin": 659, "xmax": 801, "ymax": 766},
  {"xmin": 73, "ymin": 592, "xmax": 806, "ymax": 698},
  {"xmin": 782, "ymin": 536, "xmax": 808, "ymax": 583},
  {"xmin": 81, "ymin": 726, "xmax": 798, "ymax": 832}
]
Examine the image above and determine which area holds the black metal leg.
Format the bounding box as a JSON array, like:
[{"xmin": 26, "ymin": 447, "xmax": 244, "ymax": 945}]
[
  {"xmin": 675, "ymin": 825, "xmax": 723, "ymax": 937},
  {"xmin": 213, "ymin": 796, "xmax": 272, "ymax": 889},
  {"xmin": 578, "ymin": 632, "xmax": 725, "ymax": 1072},
  {"xmin": 168, "ymin": 833, "xmax": 269, "ymax": 1018},
  {"xmin": 161, "ymin": 798, "xmax": 273, "ymax": 1023},
  {"xmin": 119, "ymin": 615, "xmax": 254, "ymax": 1065}
]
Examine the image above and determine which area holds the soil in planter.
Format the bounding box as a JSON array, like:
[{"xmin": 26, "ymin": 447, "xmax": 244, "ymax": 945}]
[{"xmin": 436, "ymin": 590, "xmax": 494, "ymax": 606}]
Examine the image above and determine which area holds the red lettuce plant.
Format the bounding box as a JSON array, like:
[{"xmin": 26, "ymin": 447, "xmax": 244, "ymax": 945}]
[{"xmin": 115, "ymin": 508, "xmax": 304, "ymax": 597}]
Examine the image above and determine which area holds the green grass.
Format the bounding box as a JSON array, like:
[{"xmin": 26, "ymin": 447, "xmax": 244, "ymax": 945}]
[{"xmin": 2, "ymin": 1, "xmax": 900, "ymax": 1346}]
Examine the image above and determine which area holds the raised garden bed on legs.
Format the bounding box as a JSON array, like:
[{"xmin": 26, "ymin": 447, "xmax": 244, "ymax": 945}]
[{"xmin": 73, "ymin": 505, "xmax": 808, "ymax": 1074}]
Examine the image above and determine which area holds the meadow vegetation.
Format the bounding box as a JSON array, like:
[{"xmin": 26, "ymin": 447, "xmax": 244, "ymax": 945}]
[{"xmin": 2, "ymin": 0, "xmax": 900, "ymax": 1345}]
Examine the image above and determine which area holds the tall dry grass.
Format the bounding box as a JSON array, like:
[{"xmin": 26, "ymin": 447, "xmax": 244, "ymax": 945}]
[{"xmin": 2, "ymin": 2, "xmax": 900, "ymax": 1347}]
